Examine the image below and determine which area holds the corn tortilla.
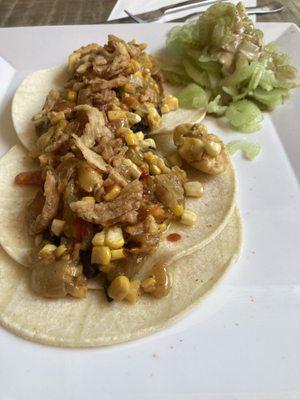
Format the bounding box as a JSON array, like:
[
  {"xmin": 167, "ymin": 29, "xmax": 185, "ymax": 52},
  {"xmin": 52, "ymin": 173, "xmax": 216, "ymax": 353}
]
[{"xmin": 0, "ymin": 207, "xmax": 242, "ymax": 347}]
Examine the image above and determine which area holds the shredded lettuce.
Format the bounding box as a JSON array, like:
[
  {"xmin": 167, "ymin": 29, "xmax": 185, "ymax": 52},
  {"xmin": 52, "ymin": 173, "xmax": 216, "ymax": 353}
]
[
  {"xmin": 176, "ymin": 83, "xmax": 208, "ymax": 109},
  {"xmin": 161, "ymin": 2, "xmax": 298, "ymax": 132},
  {"xmin": 227, "ymin": 140, "xmax": 261, "ymax": 160}
]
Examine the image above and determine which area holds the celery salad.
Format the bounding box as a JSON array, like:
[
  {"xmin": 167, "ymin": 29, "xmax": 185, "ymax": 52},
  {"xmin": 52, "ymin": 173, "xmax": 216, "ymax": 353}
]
[{"xmin": 161, "ymin": 2, "xmax": 299, "ymax": 134}]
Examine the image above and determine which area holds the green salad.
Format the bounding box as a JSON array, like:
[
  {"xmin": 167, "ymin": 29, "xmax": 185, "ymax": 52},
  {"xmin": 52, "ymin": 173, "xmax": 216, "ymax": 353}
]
[{"xmin": 162, "ymin": 2, "xmax": 298, "ymax": 133}]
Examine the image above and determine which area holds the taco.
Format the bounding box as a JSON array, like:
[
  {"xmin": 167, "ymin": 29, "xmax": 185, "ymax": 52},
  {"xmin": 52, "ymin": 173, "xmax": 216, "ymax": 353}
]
[
  {"xmin": 0, "ymin": 207, "xmax": 242, "ymax": 347},
  {"xmin": 0, "ymin": 118, "xmax": 236, "ymax": 296},
  {"xmin": 12, "ymin": 35, "xmax": 206, "ymax": 151},
  {"xmin": 3, "ymin": 34, "xmax": 236, "ymax": 298}
]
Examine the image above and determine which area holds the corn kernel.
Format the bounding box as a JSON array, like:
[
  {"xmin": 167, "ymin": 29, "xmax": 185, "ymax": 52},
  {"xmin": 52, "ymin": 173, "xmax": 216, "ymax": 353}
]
[
  {"xmin": 78, "ymin": 162, "xmax": 103, "ymax": 193},
  {"xmin": 117, "ymin": 127, "xmax": 132, "ymax": 137},
  {"xmin": 91, "ymin": 246, "xmax": 111, "ymax": 265},
  {"xmin": 110, "ymin": 104, "xmax": 122, "ymax": 111},
  {"xmin": 57, "ymin": 119, "xmax": 68, "ymax": 131},
  {"xmin": 125, "ymin": 225, "xmax": 137, "ymax": 234},
  {"xmin": 141, "ymin": 277, "xmax": 156, "ymax": 293},
  {"xmin": 55, "ymin": 244, "xmax": 67, "ymax": 258},
  {"xmin": 125, "ymin": 59, "xmax": 140, "ymax": 74},
  {"xmin": 125, "ymin": 132, "xmax": 139, "ymax": 146},
  {"xmin": 130, "ymin": 164, "xmax": 143, "ymax": 179},
  {"xmin": 127, "ymin": 111, "xmax": 142, "ymax": 125},
  {"xmin": 105, "ymin": 226, "xmax": 124, "ymax": 249},
  {"xmin": 92, "ymin": 231, "xmax": 105, "ymax": 246},
  {"xmin": 140, "ymin": 138, "xmax": 156, "ymax": 150},
  {"xmin": 145, "ymin": 103, "xmax": 161, "ymax": 131},
  {"xmin": 122, "ymin": 158, "xmax": 133, "ymax": 167},
  {"xmin": 184, "ymin": 181, "xmax": 204, "ymax": 198},
  {"xmin": 155, "ymin": 158, "xmax": 171, "ymax": 173},
  {"xmin": 145, "ymin": 152, "xmax": 170, "ymax": 172},
  {"xmin": 149, "ymin": 164, "xmax": 161, "ymax": 175},
  {"xmin": 161, "ymin": 104, "xmax": 170, "ymax": 114},
  {"xmin": 204, "ymin": 141, "xmax": 222, "ymax": 157},
  {"xmin": 81, "ymin": 196, "xmax": 95, "ymax": 205},
  {"xmin": 153, "ymin": 83, "xmax": 160, "ymax": 93},
  {"xmin": 122, "ymin": 158, "xmax": 141, "ymax": 179},
  {"xmin": 168, "ymin": 152, "xmax": 182, "ymax": 167},
  {"xmin": 67, "ymin": 90, "xmax": 77, "ymax": 102},
  {"xmin": 162, "ymin": 95, "xmax": 179, "ymax": 111},
  {"xmin": 123, "ymin": 94, "xmax": 140, "ymax": 108},
  {"xmin": 171, "ymin": 203, "xmax": 184, "ymax": 217},
  {"xmin": 107, "ymin": 110, "xmax": 126, "ymax": 121},
  {"xmin": 111, "ymin": 248, "xmax": 126, "ymax": 261},
  {"xmin": 134, "ymin": 70, "xmax": 143, "ymax": 79},
  {"xmin": 136, "ymin": 131, "xmax": 144, "ymax": 141},
  {"xmin": 39, "ymin": 244, "xmax": 57, "ymax": 258},
  {"xmin": 124, "ymin": 83, "xmax": 135, "ymax": 94},
  {"xmin": 49, "ymin": 111, "xmax": 65, "ymax": 125},
  {"xmin": 158, "ymin": 223, "xmax": 168, "ymax": 233},
  {"xmin": 51, "ymin": 219, "xmax": 65, "ymax": 236},
  {"xmin": 144, "ymin": 151, "xmax": 155, "ymax": 162},
  {"xmin": 104, "ymin": 185, "xmax": 121, "ymax": 201},
  {"xmin": 181, "ymin": 209, "xmax": 197, "ymax": 226},
  {"xmin": 99, "ymin": 263, "xmax": 115, "ymax": 273},
  {"xmin": 108, "ymin": 276, "xmax": 130, "ymax": 302},
  {"xmin": 125, "ymin": 280, "xmax": 141, "ymax": 303}
]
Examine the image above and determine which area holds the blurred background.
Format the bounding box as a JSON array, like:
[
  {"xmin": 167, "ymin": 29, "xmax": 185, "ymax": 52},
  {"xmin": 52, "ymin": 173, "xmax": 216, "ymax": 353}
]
[{"xmin": 0, "ymin": 0, "xmax": 299, "ymax": 27}]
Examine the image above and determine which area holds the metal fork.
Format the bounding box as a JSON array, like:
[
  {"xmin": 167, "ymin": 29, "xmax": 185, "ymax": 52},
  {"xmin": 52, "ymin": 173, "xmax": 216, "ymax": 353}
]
[
  {"xmin": 124, "ymin": 1, "xmax": 284, "ymax": 23},
  {"xmin": 124, "ymin": 0, "xmax": 225, "ymax": 23}
]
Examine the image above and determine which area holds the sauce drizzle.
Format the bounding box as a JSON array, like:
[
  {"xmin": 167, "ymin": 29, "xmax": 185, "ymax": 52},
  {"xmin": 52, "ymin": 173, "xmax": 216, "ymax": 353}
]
[{"xmin": 167, "ymin": 233, "xmax": 181, "ymax": 242}]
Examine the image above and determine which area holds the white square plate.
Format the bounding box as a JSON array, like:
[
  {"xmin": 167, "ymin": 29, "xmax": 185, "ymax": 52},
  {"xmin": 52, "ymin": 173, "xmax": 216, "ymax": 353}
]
[{"xmin": 0, "ymin": 22, "xmax": 299, "ymax": 400}]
